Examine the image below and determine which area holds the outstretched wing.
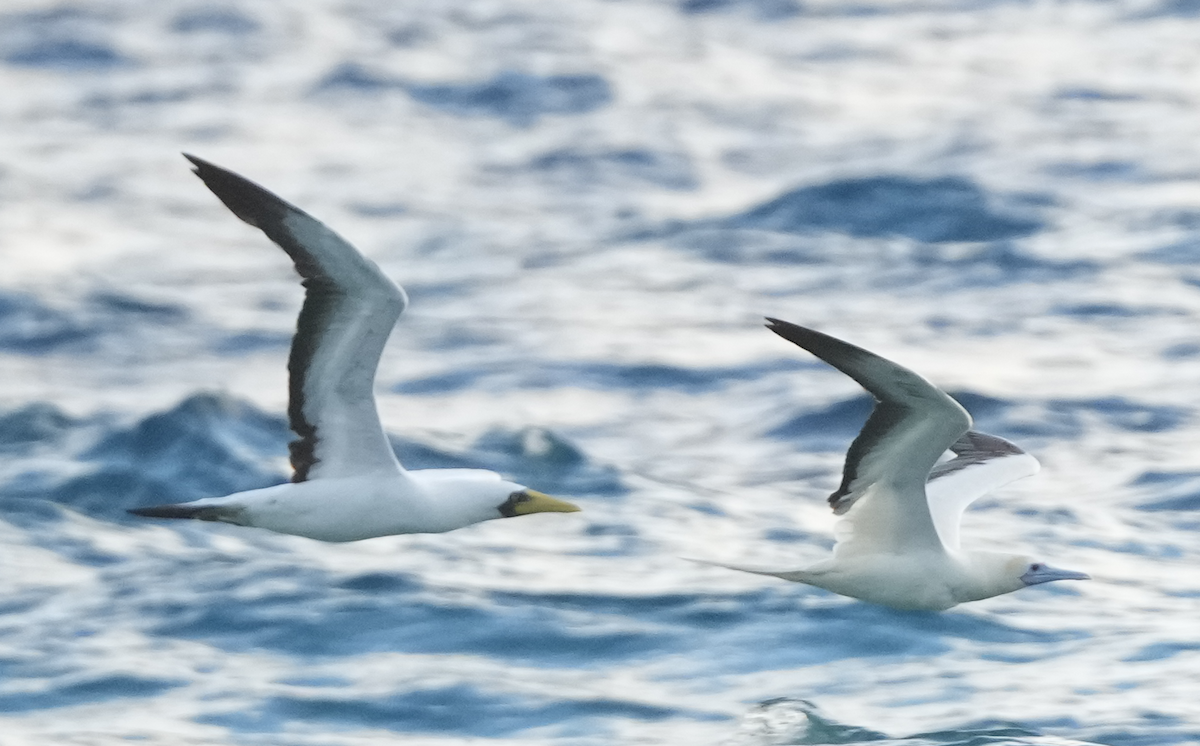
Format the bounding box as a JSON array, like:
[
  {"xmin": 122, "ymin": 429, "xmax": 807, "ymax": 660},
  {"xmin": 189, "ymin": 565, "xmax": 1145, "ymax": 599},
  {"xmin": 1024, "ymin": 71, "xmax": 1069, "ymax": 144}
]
[
  {"xmin": 186, "ymin": 155, "xmax": 407, "ymax": 482},
  {"xmin": 925, "ymin": 430, "xmax": 1040, "ymax": 550},
  {"xmin": 767, "ymin": 318, "xmax": 970, "ymax": 557}
]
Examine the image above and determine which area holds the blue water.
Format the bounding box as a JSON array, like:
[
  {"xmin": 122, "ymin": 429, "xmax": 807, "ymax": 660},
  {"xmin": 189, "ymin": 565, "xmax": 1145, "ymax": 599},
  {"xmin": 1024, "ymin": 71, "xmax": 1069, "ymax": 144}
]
[{"xmin": 3, "ymin": 1, "xmax": 1200, "ymax": 744}]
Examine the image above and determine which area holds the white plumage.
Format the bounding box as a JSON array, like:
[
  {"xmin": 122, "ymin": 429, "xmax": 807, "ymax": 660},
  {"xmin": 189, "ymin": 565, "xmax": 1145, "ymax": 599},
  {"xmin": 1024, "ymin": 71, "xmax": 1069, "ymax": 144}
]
[
  {"xmin": 707, "ymin": 319, "xmax": 1087, "ymax": 611},
  {"xmin": 128, "ymin": 156, "xmax": 580, "ymax": 541}
]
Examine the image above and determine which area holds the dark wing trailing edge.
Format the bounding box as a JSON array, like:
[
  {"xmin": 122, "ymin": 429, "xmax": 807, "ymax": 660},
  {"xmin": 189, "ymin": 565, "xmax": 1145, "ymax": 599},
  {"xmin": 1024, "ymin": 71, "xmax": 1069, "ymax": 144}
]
[
  {"xmin": 928, "ymin": 430, "xmax": 1026, "ymax": 481},
  {"xmin": 766, "ymin": 318, "xmax": 971, "ymax": 555},
  {"xmin": 924, "ymin": 430, "xmax": 1040, "ymax": 550},
  {"xmin": 185, "ymin": 154, "xmax": 408, "ymax": 482}
]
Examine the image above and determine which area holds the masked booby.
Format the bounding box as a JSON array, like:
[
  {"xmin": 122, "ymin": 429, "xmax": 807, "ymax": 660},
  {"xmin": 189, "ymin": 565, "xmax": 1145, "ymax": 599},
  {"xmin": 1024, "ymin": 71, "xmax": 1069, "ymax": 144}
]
[{"xmin": 128, "ymin": 155, "xmax": 580, "ymax": 541}]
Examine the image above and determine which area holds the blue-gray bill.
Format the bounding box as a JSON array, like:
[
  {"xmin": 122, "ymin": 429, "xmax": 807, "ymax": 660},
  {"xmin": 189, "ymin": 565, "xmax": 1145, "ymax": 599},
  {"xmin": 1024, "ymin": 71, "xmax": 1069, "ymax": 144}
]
[{"xmin": 1020, "ymin": 563, "xmax": 1091, "ymax": 586}]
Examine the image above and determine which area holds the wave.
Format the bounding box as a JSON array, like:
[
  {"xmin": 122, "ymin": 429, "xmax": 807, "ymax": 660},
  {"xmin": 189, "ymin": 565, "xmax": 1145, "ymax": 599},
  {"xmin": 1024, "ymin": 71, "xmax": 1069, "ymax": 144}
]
[
  {"xmin": 728, "ymin": 699, "xmax": 1102, "ymax": 746},
  {"xmin": 0, "ymin": 392, "xmax": 623, "ymax": 524}
]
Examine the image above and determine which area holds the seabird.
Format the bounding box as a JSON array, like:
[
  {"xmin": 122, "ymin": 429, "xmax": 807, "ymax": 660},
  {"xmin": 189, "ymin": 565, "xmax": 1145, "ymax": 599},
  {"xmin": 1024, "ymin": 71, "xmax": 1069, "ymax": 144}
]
[
  {"xmin": 128, "ymin": 155, "xmax": 580, "ymax": 541},
  {"xmin": 708, "ymin": 319, "xmax": 1088, "ymax": 610}
]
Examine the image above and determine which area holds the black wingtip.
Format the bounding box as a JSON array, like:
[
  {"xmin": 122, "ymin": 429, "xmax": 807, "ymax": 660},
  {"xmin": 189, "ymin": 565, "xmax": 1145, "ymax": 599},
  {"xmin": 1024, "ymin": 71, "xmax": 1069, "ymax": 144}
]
[
  {"xmin": 763, "ymin": 317, "xmax": 842, "ymax": 354},
  {"xmin": 182, "ymin": 152, "xmax": 238, "ymax": 187},
  {"xmin": 181, "ymin": 154, "xmax": 291, "ymax": 230},
  {"xmin": 761, "ymin": 317, "xmax": 908, "ymax": 397},
  {"xmin": 181, "ymin": 152, "xmax": 213, "ymax": 177},
  {"xmin": 763, "ymin": 317, "xmax": 809, "ymax": 334},
  {"xmin": 765, "ymin": 317, "xmax": 828, "ymax": 350},
  {"xmin": 951, "ymin": 430, "xmax": 1026, "ymax": 457}
]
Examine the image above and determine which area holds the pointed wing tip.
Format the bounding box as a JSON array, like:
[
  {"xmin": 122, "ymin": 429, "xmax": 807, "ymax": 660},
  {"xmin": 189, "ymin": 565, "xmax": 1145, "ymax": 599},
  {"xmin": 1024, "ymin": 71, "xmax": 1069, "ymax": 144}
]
[
  {"xmin": 764, "ymin": 317, "xmax": 810, "ymax": 343},
  {"xmin": 182, "ymin": 154, "xmax": 246, "ymax": 195},
  {"xmin": 181, "ymin": 152, "xmax": 229, "ymax": 188},
  {"xmin": 763, "ymin": 316, "xmax": 797, "ymax": 332},
  {"xmin": 951, "ymin": 430, "xmax": 1036, "ymax": 461},
  {"xmin": 763, "ymin": 317, "xmax": 828, "ymax": 349},
  {"xmin": 181, "ymin": 152, "xmax": 214, "ymax": 177},
  {"xmin": 180, "ymin": 154, "xmax": 289, "ymax": 231}
]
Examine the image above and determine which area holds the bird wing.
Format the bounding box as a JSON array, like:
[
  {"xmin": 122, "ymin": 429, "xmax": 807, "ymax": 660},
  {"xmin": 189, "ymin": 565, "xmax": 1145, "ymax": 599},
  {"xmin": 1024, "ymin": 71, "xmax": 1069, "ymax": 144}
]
[
  {"xmin": 766, "ymin": 318, "xmax": 971, "ymax": 557},
  {"xmin": 924, "ymin": 430, "xmax": 1040, "ymax": 550},
  {"xmin": 186, "ymin": 155, "xmax": 408, "ymax": 482}
]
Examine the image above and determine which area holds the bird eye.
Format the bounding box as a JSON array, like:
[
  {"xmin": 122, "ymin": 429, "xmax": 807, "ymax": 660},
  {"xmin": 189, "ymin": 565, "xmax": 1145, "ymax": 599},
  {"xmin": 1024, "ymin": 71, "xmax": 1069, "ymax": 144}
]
[{"xmin": 1030, "ymin": 563, "xmax": 1043, "ymax": 572}]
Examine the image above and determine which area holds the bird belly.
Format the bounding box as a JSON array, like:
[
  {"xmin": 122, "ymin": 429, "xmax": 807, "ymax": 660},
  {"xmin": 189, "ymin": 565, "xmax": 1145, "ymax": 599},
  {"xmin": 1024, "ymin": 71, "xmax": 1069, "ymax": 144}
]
[
  {"xmin": 804, "ymin": 554, "xmax": 960, "ymax": 611},
  {"xmin": 236, "ymin": 477, "xmax": 429, "ymax": 542}
]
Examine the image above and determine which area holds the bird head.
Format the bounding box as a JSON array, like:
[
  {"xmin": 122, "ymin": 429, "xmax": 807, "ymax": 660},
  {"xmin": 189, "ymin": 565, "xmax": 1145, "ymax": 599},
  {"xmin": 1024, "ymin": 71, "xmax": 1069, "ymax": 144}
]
[
  {"xmin": 496, "ymin": 488, "xmax": 581, "ymax": 518},
  {"xmin": 959, "ymin": 552, "xmax": 1090, "ymax": 602},
  {"xmin": 413, "ymin": 475, "xmax": 580, "ymax": 532},
  {"xmin": 1018, "ymin": 559, "xmax": 1090, "ymax": 587}
]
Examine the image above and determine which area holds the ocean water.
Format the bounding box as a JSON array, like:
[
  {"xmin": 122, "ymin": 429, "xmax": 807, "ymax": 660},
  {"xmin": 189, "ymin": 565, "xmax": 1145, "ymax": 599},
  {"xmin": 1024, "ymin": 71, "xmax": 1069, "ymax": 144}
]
[{"xmin": 2, "ymin": 0, "xmax": 1200, "ymax": 744}]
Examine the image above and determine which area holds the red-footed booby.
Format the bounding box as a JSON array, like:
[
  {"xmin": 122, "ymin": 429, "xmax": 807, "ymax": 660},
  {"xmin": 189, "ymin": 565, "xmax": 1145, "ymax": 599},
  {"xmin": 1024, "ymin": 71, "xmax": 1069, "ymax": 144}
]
[
  {"xmin": 708, "ymin": 319, "xmax": 1088, "ymax": 610},
  {"xmin": 128, "ymin": 155, "xmax": 579, "ymax": 541}
]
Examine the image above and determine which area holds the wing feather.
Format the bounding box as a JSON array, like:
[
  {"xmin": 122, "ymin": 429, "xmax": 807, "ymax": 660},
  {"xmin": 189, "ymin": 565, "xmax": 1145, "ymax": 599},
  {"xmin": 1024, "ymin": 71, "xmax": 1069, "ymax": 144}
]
[
  {"xmin": 766, "ymin": 319, "xmax": 970, "ymax": 556},
  {"xmin": 925, "ymin": 430, "xmax": 1040, "ymax": 549},
  {"xmin": 185, "ymin": 155, "xmax": 408, "ymax": 482}
]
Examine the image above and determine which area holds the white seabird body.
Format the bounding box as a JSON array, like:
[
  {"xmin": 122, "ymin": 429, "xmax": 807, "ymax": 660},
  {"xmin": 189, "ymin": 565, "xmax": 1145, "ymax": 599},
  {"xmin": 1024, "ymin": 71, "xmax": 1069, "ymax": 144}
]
[
  {"xmin": 166, "ymin": 472, "xmax": 541, "ymax": 542},
  {"xmin": 708, "ymin": 319, "xmax": 1087, "ymax": 610},
  {"xmin": 129, "ymin": 156, "xmax": 579, "ymax": 540}
]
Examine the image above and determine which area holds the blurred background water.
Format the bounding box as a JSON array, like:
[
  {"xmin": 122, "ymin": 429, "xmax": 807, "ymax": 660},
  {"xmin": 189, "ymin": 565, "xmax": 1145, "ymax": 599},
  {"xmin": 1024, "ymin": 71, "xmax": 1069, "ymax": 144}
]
[{"xmin": 2, "ymin": 0, "xmax": 1200, "ymax": 744}]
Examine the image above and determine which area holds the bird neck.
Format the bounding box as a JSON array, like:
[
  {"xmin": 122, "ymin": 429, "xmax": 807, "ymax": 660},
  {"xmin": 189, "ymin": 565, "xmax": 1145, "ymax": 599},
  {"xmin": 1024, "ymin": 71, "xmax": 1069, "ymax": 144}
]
[
  {"xmin": 409, "ymin": 473, "xmax": 515, "ymax": 531},
  {"xmin": 952, "ymin": 550, "xmax": 1028, "ymax": 602}
]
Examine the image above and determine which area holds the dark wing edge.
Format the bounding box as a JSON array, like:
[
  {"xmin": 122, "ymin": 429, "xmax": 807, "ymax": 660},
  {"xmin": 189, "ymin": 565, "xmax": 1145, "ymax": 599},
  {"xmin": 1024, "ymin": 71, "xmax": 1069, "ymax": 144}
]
[
  {"xmin": 928, "ymin": 430, "xmax": 1027, "ymax": 483},
  {"xmin": 185, "ymin": 154, "xmax": 406, "ymax": 482},
  {"xmin": 286, "ymin": 278, "xmax": 340, "ymax": 482},
  {"xmin": 764, "ymin": 318, "xmax": 972, "ymax": 515},
  {"xmin": 828, "ymin": 402, "xmax": 908, "ymax": 514},
  {"xmin": 186, "ymin": 154, "xmax": 329, "ymax": 481},
  {"xmin": 923, "ymin": 430, "xmax": 1039, "ymax": 550},
  {"xmin": 184, "ymin": 154, "xmax": 325, "ymax": 279}
]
